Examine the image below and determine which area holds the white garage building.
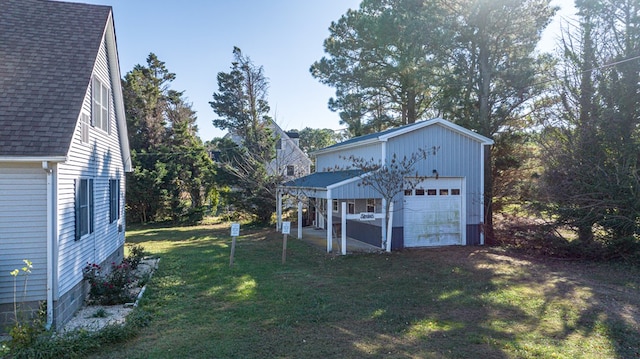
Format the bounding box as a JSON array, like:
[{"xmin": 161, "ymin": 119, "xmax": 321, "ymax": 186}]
[{"xmin": 278, "ymin": 118, "xmax": 493, "ymax": 251}]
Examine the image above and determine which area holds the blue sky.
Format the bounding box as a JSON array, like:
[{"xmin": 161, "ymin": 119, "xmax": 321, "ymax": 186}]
[{"xmin": 81, "ymin": 0, "xmax": 574, "ymax": 141}]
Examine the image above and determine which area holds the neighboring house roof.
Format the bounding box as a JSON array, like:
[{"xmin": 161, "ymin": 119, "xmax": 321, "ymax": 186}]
[
  {"xmin": 313, "ymin": 118, "xmax": 494, "ymax": 156},
  {"xmin": 0, "ymin": 0, "xmax": 113, "ymax": 157},
  {"xmin": 285, "ymin": 131, "xmax": 300, "ymax": 139},
  {"xmin": 282, "ymin": 169, "xmax": 365, "ymax": 190}
]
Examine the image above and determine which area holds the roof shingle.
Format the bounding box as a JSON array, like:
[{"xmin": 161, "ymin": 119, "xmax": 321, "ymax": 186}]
[{"xmin": 0, "ymin": 0, "xmax": 111, "ymax": 156}]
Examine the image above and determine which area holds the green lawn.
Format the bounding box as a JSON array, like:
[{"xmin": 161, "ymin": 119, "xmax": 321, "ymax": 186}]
[{"xmin": 90, "ymin": 222, "xmax": 639, "ymax": 359}]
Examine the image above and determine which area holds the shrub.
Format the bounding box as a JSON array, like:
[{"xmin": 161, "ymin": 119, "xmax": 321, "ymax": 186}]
[
  {"xmin": 124, "ymin": 244, "xmax": 146, "ymax": 270},
  {"xmin": 83, "ymin": 262, "xmax": 134, "ymax": 305}
]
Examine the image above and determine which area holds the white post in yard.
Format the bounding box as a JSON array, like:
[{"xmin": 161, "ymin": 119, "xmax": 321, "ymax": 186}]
[
  {"xmin": 297, "ymin": 201, "xmax": 303, "ymax": 239},
  {"xmin": 386, "ymin": 201, "xmax": 394, "ymax": 252},
  {"xmin": 381, "ymin": 198, "xmax": 387, "ymax": 249},
  {"xmin": 276, "ymin": 189, "xmax": 282, "ymax": 231},
  {"xmin": 327, "ymin": 191, "xmax": 333, "ymax": 253},
  {"xmin": 341, "ymin": 201, "xmax": 347, "ymax": 255}
]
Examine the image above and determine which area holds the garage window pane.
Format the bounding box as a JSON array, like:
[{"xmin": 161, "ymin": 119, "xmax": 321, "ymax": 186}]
[
  {"xmin": 451, "ymin": 189, "xmax": 460, "ymax": 195},
  {"xmin": 404, "ymin": 189, "xmax": 412, "ymax": 196},
  {"xmin": 416, "ymin": 189, "xmax": 425, "ymax": 195},
  {"xmin": 440, "ymin": 189, "xmax": 449, "ymax": 195},
  {"xmin": 427, "ymin": 189, "xmax": 437, "ymax": 195}
]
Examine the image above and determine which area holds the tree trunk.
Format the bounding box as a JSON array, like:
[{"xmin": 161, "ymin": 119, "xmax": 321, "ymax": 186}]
[
  {"xmin": 484, "ymin": 146, "xmax": 495, "ymax": 245},
  {"xmin": 577, "ymin": 224, "xmax": 593, "ymax": 243},
  {"xmin": 478, "ymin": 34, "xmax": 495, "ymax": 245}
]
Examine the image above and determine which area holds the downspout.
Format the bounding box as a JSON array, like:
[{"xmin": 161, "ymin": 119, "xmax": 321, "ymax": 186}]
[{"xmin": 42, "ymin": 161, "xmax": 54, "ymax": 329}]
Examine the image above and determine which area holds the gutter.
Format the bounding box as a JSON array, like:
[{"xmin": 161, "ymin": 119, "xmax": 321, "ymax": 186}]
[
  {"xmin": 42, "ymin": 161, "xmax": 55, "ymax": 329},
  {"xmin": 0, "ymin": 156, "xmax": 66, "ymax": 163}
]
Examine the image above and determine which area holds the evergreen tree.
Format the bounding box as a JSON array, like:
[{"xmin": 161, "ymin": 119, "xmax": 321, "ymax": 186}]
[
  {"xmin": 123, "ymin": 54, "xmax": 215, "ymax": 223},
  {"xmin": 310, "ymin": 0, "xmax": 446, "ymax": 135},
  {"xmin": 210, "ymin": 47, "xmax": 277, "ymax": 223},
  {"xmin": 541, "ymin": 0, "xmax": 640, "ymax": 241},
  {"xmin": 122, "ymin": 53, "xmax": 174, "ymax": 223},
  {"xmin": 436, "ymin": 0, "xmax": 556, "ymax": 243}
]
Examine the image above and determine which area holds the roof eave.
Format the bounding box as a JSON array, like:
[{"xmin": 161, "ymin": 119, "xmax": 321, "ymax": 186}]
[
  {"xmin": 0, "ymin": 156, "xmax": 67, "ymax": 163},
  {"xmin": 104, "ymin": 11, "xmax": 132, "ymax": 172}
]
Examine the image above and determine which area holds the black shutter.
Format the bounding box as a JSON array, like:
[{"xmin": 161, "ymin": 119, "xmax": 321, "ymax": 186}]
[
  {"xmin": 74, "ymin": 179, "xmax": 80, "ymax": 241},
  {"xmin": 89, "ymin": 179, "xmax": 94, "ymax": 234}
]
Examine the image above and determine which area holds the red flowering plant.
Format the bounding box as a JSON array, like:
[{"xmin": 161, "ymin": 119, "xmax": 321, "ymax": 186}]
[{"xmin": 82, "ymin": 261, "xmax": 135, "ymax": 305}]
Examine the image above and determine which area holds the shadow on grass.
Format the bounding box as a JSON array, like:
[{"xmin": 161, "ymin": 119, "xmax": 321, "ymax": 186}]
[{"xmin": 92, "ymin": 224, "xmax": 639, "ymax": 359}]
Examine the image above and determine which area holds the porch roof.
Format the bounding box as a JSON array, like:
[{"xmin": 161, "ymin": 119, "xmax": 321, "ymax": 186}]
[{"xmin": 280, "ymin": 169, "xmax": 365, "ymax": 190}]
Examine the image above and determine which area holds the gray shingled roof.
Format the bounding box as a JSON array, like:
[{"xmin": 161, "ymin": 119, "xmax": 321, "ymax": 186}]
[{"xmin": 0, "ymin": 0, "xmax": 111, "ymax": 157}]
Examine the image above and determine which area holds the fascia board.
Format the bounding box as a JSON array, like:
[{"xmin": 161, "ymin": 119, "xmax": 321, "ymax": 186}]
[{"xmin": 0, "ymin": 156, "xmax": 67, "ymax": 163}]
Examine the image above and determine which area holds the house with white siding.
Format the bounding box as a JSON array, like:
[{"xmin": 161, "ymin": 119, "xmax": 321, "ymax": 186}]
[
  {"xmin": 278, "ymin": 118, "xmax": 493, "ymax": 252},
  {"xmin": 225, "ymin": 120, "xmax": 312, "ymax": 180},
  {"xmin": 270, "ymin": 122, "xmax": 312, "ymax": 181},
  {"xmin": 0, "ymin": 0, "xmax": 131, "ymax": 330}
]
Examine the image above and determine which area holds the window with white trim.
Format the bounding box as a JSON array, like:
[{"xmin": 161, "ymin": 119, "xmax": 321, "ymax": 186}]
[
  {"xmin": 348, "ymin": 200, "xmax": 355, "ymax": 214},
  {"xmin": 366, "ymin": 198, "xmax": 375, "ymax": 212},
  {"xmin": 109, "ymin": 179, "xmax": 120, "ymax": 223},
  {"xmin": 286, "ymin": 165, "xmax": 295, "ymax": 176},
  {"xmin": 75, "ymin": 178, "xmax": 94, "ymax": 240},
  {"xmin": 92, "ymin": 77, "xmax": 110, "ymax": 133},
  {"xmin": 80, "ymin": 113, "xmax": 89, "ymax": 143}
]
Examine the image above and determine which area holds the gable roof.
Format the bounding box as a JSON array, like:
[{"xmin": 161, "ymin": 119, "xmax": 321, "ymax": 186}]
[
  {"xmin": 313, "ymin": 118, "xmax": 494, "ymax": 156},
  {"xmin": 0, "ymin": 0, "xmax": 112, "ymax": 157}
]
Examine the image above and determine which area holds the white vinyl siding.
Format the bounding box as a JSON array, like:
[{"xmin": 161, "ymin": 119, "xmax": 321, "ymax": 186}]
[
  {"xmin": 57, "ymin": 35, "xmax": 125, "ymax": 298},
  {"xmin": 0, "ymin": 164, "xmax": 47, "ymax": 304}
]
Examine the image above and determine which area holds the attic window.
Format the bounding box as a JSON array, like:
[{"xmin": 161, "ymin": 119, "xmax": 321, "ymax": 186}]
[
  {"xmin": 92, "ymin": 77, "xmax": 110, "ymax": 133},
  {"xmin": 80, "ymin": 113, "xmax": 89, "ymax": 143},
  {"xmin": 286, "ymin": 165, "xmax": 295, "ymax": 176}
]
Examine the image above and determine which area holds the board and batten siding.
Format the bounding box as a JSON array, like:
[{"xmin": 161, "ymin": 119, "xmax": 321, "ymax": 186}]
[
  {"xmin": 0, "ymin": 163, "xmax": 48, "ymax": 304},
  {"xmin": 385, "ymin": 123, "xmax": 484, "ymax": 227},
  {"xmin": 315, "ymin": 142, "xmax": 382, "ymax": 172},
  {"xmin": 314, "ymin": 122, "xmax": 485, "ymax": 229},
  {"xmin": 56, "ymin": 35, "xmax": 126, "ymax": 299}
]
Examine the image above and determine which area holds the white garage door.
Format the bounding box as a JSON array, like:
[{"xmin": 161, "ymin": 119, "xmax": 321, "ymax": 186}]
[{"xmin": 403, "ymin": 178, "xmax": 464, "ymax": 247}]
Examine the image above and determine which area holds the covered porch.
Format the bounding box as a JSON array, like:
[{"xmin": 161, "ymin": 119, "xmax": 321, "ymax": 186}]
[
  {"xmin": 293, "ymin": 226, "xmax": 380, "ymax": 254},
  {"xmin": 276, "ymin": 170, "xmax": 394, "ymax": 255}
]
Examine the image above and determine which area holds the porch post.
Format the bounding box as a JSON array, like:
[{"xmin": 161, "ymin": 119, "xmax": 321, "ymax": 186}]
[
  {"xmin": 327, "ymin": 190, "xmax": 333, "ymax": 253},
  {"xmin": 381, "ymin": 198, "xmax": 387, "ymax": 249},
  {"xmin": 386, "ymin": 201, "xmax": 394, "ymax": 252},
  {"xmin": 297, "ymin": 200, "xmax": 303, "ymax": 239},
  {"xmin": 341, "ymin": 201, "xmax": 347, "ymax": 255}
]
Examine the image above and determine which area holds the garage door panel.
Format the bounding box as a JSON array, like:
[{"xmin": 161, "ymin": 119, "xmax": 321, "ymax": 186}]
[{"xmin": 403, "ymin": 178, "xmax": 463, "ymax": 247}]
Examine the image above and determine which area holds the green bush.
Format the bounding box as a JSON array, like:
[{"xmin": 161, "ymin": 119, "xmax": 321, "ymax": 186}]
[{"xmin": 124, "ymin": 244, "xmax": 146, "ymax": 270}]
